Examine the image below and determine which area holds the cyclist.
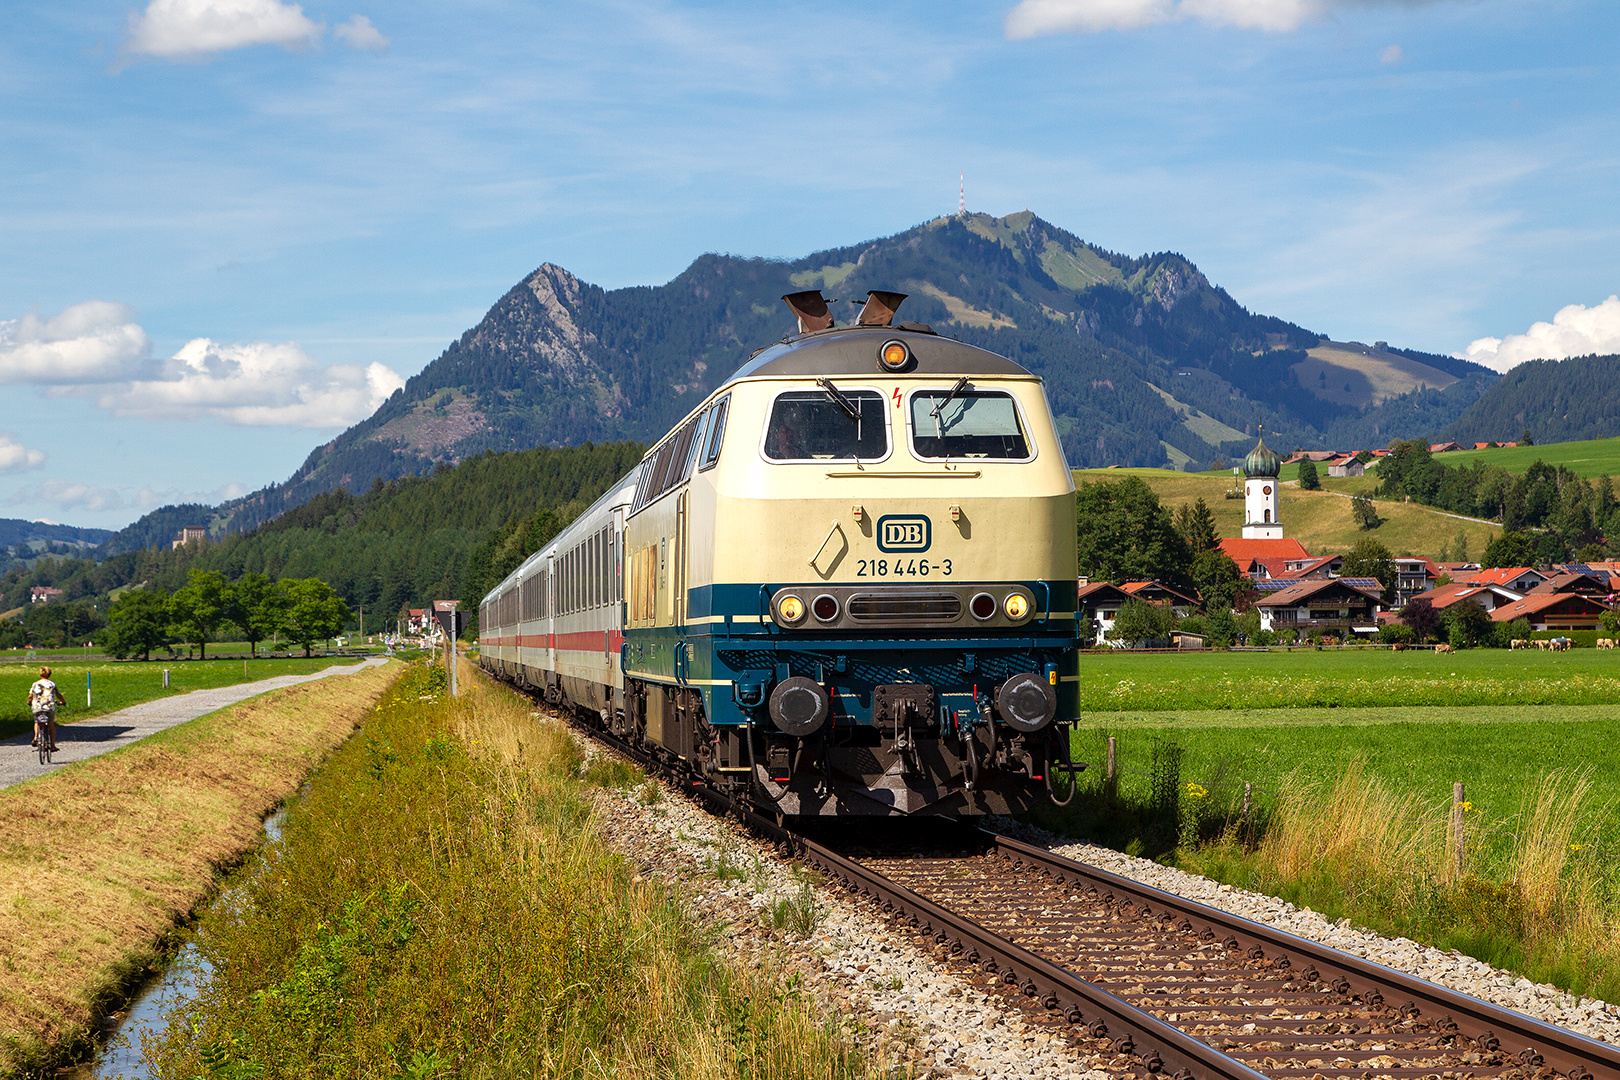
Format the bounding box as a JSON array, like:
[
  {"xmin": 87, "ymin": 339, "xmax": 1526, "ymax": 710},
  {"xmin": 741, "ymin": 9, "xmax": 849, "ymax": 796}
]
[{"xmin": 28, "ymin": 666, "xmax": 65, "ymax": 754}]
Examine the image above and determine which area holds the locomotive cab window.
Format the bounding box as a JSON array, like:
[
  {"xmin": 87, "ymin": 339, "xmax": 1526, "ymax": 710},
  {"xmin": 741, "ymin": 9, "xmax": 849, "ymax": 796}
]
[
  {"xmin": 764, "ymin": 388, "xmax": 887, "ymax": 461},
  {"xmin": 909, "ymin": 389, "xmax": 1031, "ymax": 460},
  {"xmin": 699, "ymin": 394, "xmax": 729, "ymax": 471}
]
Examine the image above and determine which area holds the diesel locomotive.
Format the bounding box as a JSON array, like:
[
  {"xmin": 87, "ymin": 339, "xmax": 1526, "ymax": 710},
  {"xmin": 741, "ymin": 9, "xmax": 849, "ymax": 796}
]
[{"xmin": 479, "ymin": 289, "xmax": 1081, "ymax": 816}]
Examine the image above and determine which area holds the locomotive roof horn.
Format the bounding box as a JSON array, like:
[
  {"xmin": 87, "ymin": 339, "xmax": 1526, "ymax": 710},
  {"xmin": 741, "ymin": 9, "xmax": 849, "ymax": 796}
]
[
  {"xmin": 856, "ymin": 290, "xmax": 907, "ymax": 327},
  {"xmin": 782, "ymin": 290, "xmax": 834, "ymax": 334}
]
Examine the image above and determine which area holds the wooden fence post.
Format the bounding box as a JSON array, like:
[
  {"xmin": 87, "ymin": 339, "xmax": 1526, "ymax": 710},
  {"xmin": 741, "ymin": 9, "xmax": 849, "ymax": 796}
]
[
  {"xmin": 1452, "ymin": 781, "xmax": 1466, "ymax": 877},
  {"xmin": 1106, "ymin": 737, "xmax": 1117, "ymax": 782},
  {"xmin": 1242, "ymin": 781, "xmax": 1252, "ymax": 821}
]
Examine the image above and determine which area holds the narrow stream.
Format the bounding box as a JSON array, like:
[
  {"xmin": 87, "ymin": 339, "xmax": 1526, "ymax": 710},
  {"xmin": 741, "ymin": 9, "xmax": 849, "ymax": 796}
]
[{"xmin": 73, "ymin": 808, "xmax": 288, "ymax": 1080}]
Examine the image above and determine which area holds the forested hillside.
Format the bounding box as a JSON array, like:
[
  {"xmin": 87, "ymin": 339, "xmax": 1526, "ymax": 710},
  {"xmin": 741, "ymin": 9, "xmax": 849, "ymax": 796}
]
[
  {"xmin": 0, "ymin": 442, "xmax": 640, "ymax": 645},
  {"xmin": 1442, "ymin": 355, "xmax": 1620, "ymax": 446}
]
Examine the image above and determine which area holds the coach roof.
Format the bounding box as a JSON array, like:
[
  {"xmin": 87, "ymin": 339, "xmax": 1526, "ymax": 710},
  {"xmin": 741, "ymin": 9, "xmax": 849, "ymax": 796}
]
[{"xmin": 722, "ymin": 325, "xmax": 1033, "ymax": 388}]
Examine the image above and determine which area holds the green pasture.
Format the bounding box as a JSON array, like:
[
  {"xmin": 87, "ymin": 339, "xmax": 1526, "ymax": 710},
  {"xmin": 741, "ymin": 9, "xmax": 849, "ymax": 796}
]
[
  {"xmin": 1077, "ymin": 647, "xmax": 1620, "ymax": 711},
  {"xmin": 1066, "ymin": 648, "xmax": 1620, "ymax": 851},
  {"xmin": 1439, "ymin": 435, "xmax": 1620, "ymax": 479},
  {"xmin": 0, "ymin": 656, "xmax": 354, "ymax": 740}
]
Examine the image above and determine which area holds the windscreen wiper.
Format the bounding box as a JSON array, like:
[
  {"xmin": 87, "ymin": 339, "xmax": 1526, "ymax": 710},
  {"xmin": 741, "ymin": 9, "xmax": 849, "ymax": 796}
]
[
  {"xmin": 817, "ymin": 377, "xmax": 860, "ymax": 422},
  {"xmin": 930, "ymin": 377, "xmax": 971, "ymax": 427}
]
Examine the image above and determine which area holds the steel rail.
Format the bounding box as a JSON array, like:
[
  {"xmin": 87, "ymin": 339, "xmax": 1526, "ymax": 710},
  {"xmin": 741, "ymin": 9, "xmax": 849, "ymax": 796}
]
[{"xmin": 980, "ymin": 829, "xmax": 1620, "ymax": 1080}]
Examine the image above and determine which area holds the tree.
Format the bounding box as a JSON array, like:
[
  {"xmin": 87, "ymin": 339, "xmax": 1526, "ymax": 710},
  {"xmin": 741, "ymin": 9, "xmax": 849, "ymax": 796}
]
[
  {"xmin": 102, "ymin": 588, "xmax": 172, "ymax": 661},
  {"xmin": 1206, "ymin": 606, "xmax": 1237, "ymax": 648},
  {"xmin": 1351, "ymin": 495, "xmax": 1384, "ymax": 531},
  {"xmin": 1482, "ymin": 530, "xmax": 1535, "ymax": 569},
  {"xmin": 1444, "ymin": 598, "xmax": 1494, "ymax": 648},
  {"xmin": 1496, "ymin": 616, "xmax": 1532, "ymax": 648},
  {"xmin": 169, "ymin": 569, "xmax": 229, "ymax": 658},
  {"xmin": 1174, "ymin": 497, "xmax": 1220, "ymax": 554},
  {"xmin": 1341, "ymin": 537, "xmax": 1397, "ymax": 604},
  {"xmin": 224, "ymin": 572, "xmax": 288, "ymax": 656},
  {"xmin": 1453, "ymin": 528, "xmax": 1469, "ymax": 563},
  {"xmin": 1297, "ymin": 458, "xmax": 1321, "ymax": 490},
  {"xmin": 1190, "ymin": 548, "xmax": 1246, "ymax": 611},
  {"xmin": 1075, "ymin": 477, "xmax": 1192, "ymax": 589},
  {"xmin": 283, "ymin": 578, "xmax": 352, "ymax": 657},
  {"xmin": 1521, "ymin": 429, "xmax": 1534, "ymax": 446},
  {"xmin": 1401, "ymin": 596, "xmax": 1441, "ymax": 642},
  {"xmin": 1111, "ymin": 598, "xmax": 1175, "ymax": 647}
]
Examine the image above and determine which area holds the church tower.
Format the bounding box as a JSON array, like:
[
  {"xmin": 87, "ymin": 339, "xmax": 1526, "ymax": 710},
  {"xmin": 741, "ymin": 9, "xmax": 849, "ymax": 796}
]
[{"xmin": 1241, "ymin": 432, "xmax": 1283, "ymax": 539}]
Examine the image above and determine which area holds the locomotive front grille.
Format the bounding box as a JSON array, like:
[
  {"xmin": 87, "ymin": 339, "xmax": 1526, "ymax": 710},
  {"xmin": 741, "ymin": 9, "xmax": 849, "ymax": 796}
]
[{"xmin": 847, "ymin": 592, "xmax": 963, "ymax": 621}]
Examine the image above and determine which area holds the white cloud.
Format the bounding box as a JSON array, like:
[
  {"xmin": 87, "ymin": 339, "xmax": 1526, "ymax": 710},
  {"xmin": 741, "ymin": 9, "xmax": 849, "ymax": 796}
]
[
  {"xmin": 125, "ymin": 0, "xmax": 322, "ymax": 59},
  {"xmin": 14, "ymin": 479, "xmax": 128, "ymax": 513},
  {"xmin": 1380, "ymin": 43, "xmax": 1403, "ymax": 63},
  {"xmin": 98, "ymin": 337, "xmax": 405, "ymax": 428},
  {"xmin": 1460, "ymin": 296, "xmax": 1620, "ymax": 374},
  {"xmin": 0, "ymin": 434, "xmax": 47, "ymax": 475},
  {"xmin": 1005, "ymin": 0, "xmax": 1453, "ymax": 37},
  {"xmin": 334, "ymin": 14, "xmax": 389, "ymax": 52},
  {"xmin": 0, "ymin": 301, "xmax": 149, "ymax": 385}
]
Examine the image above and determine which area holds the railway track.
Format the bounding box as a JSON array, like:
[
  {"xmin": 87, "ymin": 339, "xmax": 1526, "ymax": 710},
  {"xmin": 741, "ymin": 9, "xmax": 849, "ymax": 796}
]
[{"xmin": 519, "ymin": 683, "xmax": 1619, "ymax": 1080}]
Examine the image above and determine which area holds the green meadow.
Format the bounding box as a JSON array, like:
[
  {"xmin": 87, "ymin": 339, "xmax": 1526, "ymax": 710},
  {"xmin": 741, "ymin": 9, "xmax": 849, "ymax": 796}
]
[{"xmin": 0, "ymin": 657, "xmax": 356, "ymax": 740}]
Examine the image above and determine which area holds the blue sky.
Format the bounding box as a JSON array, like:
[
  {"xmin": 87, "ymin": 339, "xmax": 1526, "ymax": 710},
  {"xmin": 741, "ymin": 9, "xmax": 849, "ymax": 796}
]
[{"xmin": 2, "ymin": 0, "xmax": 1617, "ymax": 529}]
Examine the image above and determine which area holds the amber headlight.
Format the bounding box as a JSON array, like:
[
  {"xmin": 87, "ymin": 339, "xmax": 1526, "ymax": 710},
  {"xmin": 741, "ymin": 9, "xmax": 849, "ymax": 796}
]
[
  {"xmin": 1003, "ymin": 593, "xmax": 1030, "ymax": 620},
  {"xmin": 777, "ymin": 595, "xmax": 806, "ymax": 624},
  {"xmin": 878, "ymin": 339, "xmax": 911, "ymax": 372}
]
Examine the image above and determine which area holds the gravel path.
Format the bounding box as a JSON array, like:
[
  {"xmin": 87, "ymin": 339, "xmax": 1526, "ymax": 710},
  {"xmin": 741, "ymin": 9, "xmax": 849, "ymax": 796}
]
[
  {"xmin": 0, "ymin": 657, "xmax": 389, "ymax": 791},
  {"xmin": 987, "ymin": 816, "xmax": 1620, "ymax": 1047}
]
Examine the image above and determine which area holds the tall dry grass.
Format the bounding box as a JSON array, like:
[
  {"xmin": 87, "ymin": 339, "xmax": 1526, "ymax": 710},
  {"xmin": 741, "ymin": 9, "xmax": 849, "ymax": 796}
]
[
  {"xmin": 143, "ymin": 658, "xmax": 877, "ymax": 1080},
  {"xmin": 0, "ymin": 661, "xmax": 397, "ymax": 1078},
  {"xmin": 1189, "ymin": 758, "xmax": 1620, "ymax": 1000}
]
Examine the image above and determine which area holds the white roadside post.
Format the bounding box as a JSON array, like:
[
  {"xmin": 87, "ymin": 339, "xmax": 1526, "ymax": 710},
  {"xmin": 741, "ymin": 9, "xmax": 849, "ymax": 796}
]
[{"xmin": 434, "ymin": 600, "xmax": 461, "ymax": 697}]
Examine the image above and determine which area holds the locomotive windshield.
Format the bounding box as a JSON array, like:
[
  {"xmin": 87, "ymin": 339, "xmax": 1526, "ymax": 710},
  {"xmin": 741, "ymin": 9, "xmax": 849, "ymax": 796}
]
[
  {"xmin": 910, "ymin": 390, "xmax": 1030, "ymax": 459},
  {"xmin": 764, "ymin": 389, "xmax": 887, "ymax": 461}
]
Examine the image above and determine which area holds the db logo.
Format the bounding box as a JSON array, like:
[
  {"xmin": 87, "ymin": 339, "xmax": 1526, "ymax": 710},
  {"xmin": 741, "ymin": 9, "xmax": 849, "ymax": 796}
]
[{"xmin": 877, "ymin": 515, "xmax": 931, "ymax": 553}]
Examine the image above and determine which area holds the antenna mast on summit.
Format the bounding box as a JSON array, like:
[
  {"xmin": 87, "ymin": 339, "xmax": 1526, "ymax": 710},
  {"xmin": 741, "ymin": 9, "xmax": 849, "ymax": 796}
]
[{"xmin": 958, "ymin": 173, "xmax": 966, "ymax": 217}]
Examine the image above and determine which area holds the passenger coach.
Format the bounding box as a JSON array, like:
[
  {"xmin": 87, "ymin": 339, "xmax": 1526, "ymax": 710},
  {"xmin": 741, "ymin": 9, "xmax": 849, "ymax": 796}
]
[{"xmin": 481, "ymin": 289, "xmax": 1081, "ymax": 816}]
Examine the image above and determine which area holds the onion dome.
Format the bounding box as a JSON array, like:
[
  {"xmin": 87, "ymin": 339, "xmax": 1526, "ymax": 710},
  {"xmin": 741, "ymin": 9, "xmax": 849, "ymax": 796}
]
[{"xmin": 1243, "ymin": 435, "xmax": 1281, "ymax": 478}]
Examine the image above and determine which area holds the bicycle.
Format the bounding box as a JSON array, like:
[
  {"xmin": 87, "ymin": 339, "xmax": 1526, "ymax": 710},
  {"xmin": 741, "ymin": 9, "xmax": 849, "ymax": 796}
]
[{"xmin": 34, "ymin": 715, "xmax": 53, "ymax": 765}]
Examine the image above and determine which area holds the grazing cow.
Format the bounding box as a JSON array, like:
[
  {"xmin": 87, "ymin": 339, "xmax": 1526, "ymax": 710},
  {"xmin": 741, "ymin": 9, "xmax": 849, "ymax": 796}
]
[
  {"xmin": 1390, "ymin": 642, "xmax": 1408, "ymax": 651},
  {"xmin": 1510, "ymin": 639, "xmax": 1528, "ymax": 650},
  {"xmin": 1535, "ymin": 639, "xmax": 1551, "ymax": 650},
  {"xmin": 1598, "ymin": 638, "xmax": 1615, "ymax": 650},
  {"xmin": 1553, "ymin": 637, "xmax": 1571, "ymax": 652},
  {"xmin": 1435, "ymin": 642, "xmax": 1455, "ymax": 654}
]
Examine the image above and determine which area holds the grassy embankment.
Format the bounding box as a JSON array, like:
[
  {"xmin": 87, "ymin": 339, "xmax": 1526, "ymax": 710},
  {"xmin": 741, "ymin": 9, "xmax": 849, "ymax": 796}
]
[
  {"xmin": 0, "ymin": 660, "xmax": 397, "ymax": 1078},
  {"xmin": 1036, "ymin": 648, "xmax": 1620, "ymax": 1000},
  {"xmin": 142, "ymin": 659, "xmax": 873, "ymax": 1080},
  {"xmin": 0, "ymin": 657, "xmax": 362, "ymax": 742},
  {"xmin": 1073, "ymin": 467, "xmax": 1499, "ymax": 557}
]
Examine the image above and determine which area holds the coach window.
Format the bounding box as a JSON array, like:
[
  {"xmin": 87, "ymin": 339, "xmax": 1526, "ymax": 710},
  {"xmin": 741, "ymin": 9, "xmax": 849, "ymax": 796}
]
[
  {"xmin": 699, "ymin": 395, "xmax": 730, "ymax": 470},
  {"xmin": 908, "ymin": 388, "xmax": 1032, "ymax": 460},
  {"xmin": 763, "ymin": 389, "xmax": 887, "ymax": 462}
]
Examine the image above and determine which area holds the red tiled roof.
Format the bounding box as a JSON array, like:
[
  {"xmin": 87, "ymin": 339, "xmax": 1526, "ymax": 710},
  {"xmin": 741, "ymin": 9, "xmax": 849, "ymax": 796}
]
[
  {"xmin": 1121, "ymin": 580, "xmax": 1200, "ymax": 606},
  {"xmin": 1465, "ymin": 567, "xmax": 1545, "ymax": 587},
  {"xmin": 1218, "ymin": 538, "xmax": 1311, "ymax": 564},
  {"xmin": 1490, "ymin": 592, "xmax": 1612, "ymax": 622},
  {"xmin": 1412, "ymin": 583, "xmax": 1498, "ymax": 610}
]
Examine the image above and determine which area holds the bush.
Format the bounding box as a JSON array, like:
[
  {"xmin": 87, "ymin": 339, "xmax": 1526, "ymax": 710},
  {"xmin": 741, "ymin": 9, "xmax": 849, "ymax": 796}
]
[
  {"xmin": 1251, "ymin": 629, "xmax": 1276, "ymax": 646},
  {"xmin": 1379, "ymin": 623, "xmax": 1415, "ymax": 645},
  {"xmin": 1495, "ymin": 617, "xmax": 1532, "ymax": 649}
]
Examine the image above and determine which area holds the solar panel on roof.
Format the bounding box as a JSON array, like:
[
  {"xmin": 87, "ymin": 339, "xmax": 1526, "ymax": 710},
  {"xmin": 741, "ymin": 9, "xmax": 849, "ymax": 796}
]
[
  {"xmin": 1252, "ymin": 580, "xmax": 1291, "ymax": 592},
  {"xmin": 1339, "ymin": 578, "xmax": 1383, "ymax": 588}
]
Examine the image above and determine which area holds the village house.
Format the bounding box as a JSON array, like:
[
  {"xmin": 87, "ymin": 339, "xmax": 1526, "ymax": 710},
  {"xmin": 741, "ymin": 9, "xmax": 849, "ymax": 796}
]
[
  {"xmin": 1465, "ymin": 567, "xmax": 1549, "ymax": 593},
  {"xmin": 1120, "ymin": 580, "xmax": 1199, "ymax": 615},
  {"xmin": 1490, "ymin": 592, "xmax": 1610, "ymax": 633},
  {"xmin": 1326, "ymin": 456, "xmax": 1366, "ymax": 477},
  {"xmin": 1392, "ymin": 557, "xmax": 1438, "ymax": 604},
  {"xmin": 30, "ymin": 586, "xmax": 63, "ymax": 604},
  {"xmin": 1255, "ymin": 578, "xmax": 1383, "ymax": 640}
]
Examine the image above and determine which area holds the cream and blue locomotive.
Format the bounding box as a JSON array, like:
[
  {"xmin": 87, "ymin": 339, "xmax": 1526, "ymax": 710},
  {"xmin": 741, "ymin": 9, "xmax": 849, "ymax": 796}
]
[{"xmin": 479, "ymin": 290, "xmax": 1080, "ymax": 816}]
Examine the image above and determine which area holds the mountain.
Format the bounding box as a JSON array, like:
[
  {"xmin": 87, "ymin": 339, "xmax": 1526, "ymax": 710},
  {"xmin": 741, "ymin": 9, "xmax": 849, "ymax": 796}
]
[
  {"xmin": 1440, "ymin": 354, "xmax": 1620, "ymax": 446},
  {"xmin": 0, "ymin": 518, "xmax": 112, "ymax": 549},
  {"xmin": 115, "ymin": 211, "xmax": 1508, "ymax": 543}
]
